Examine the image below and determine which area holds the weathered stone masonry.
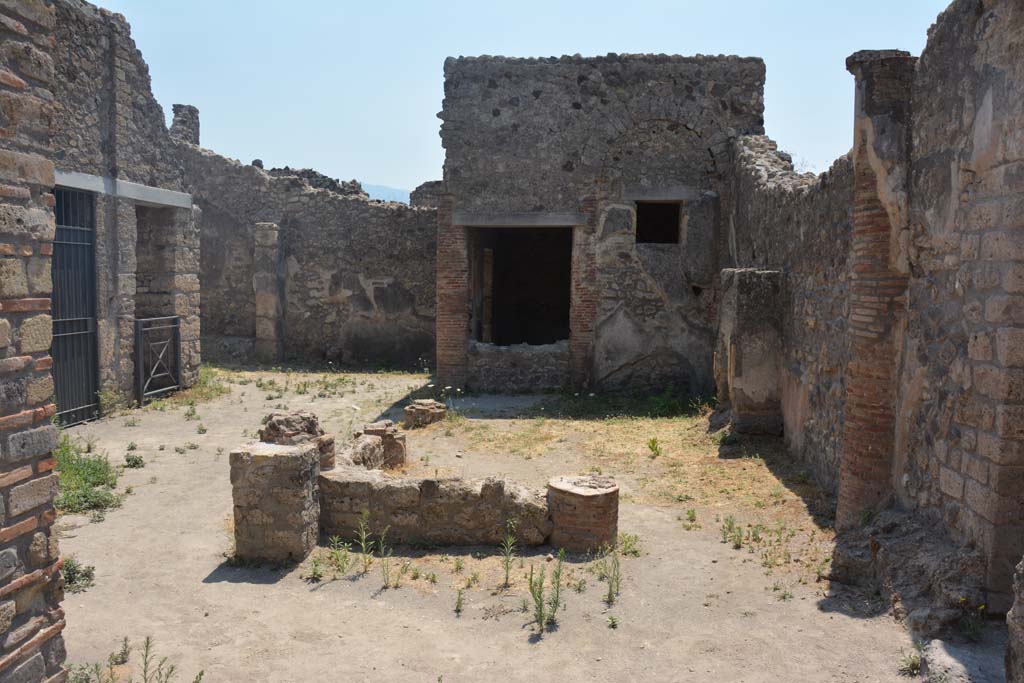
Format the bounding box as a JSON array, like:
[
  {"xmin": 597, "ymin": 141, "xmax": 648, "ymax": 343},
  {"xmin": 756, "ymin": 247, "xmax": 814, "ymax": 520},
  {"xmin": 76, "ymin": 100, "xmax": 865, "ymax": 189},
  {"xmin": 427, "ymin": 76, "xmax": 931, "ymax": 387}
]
[
  {"xmin": 174, "ymin": 139, "xmax": 438, "ymax": 367},
  {"xmin": 437, "ymin": 55, "xmax": 765, "ymax": 392},
  {"xmin": 836, "ymin": 50, "xmax": 915, "ymax": 531},
  {"xmin": 50, "ymin": 0, "xmax": 201, "ymax": 401},
  {"xmin": 0, "ymin": 1, "xmax": 68, "ymax": 681},
  {"xmin": 725, "ymin": 0, "xmax": 1024, "ymax": 615},
  {"xmin": 725, "ymin": 137, "xmax": 853, "ymax": 491}
]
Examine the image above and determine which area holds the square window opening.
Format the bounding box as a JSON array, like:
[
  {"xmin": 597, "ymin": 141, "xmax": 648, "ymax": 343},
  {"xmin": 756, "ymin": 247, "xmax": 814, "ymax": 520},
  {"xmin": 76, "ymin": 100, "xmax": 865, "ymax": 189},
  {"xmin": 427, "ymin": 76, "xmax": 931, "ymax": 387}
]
[{"xmin": 635, "ymin": 202, "xmax": 680, "ymax": 244}]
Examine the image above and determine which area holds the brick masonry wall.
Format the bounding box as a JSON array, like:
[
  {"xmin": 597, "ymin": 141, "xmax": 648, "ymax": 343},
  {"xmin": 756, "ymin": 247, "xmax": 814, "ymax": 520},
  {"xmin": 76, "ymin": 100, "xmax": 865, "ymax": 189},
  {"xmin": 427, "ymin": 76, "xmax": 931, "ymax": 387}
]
[
  {"xmin": 435, "ymin": 194, "xmax": 468, "ymax": 386},
  {"xmin": 728, "ymin": 136, "xmax": 853, "ymax": 491},
  {"xmin": 836, "ymin": 51, "xmax": 916, "ymax": 531},
  {"xmin": 0, "ymin": 0, "xmax": 68, "ymax": 680},
  {"xmin": 894, "ymin": 0, "xmax": 1024, "ymax": 608}
]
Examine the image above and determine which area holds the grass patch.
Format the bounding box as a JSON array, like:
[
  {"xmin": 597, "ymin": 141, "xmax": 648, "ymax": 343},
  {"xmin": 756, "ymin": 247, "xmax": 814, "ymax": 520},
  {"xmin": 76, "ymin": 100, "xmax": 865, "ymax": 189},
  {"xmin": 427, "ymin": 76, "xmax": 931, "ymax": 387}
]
[
  {"xmin": 54, "ymin": 435, "xmax": 120, "ymax": 514},
  {"xmin": 63, "ymin": 556, "xmax": 96, "ymax": 594}
]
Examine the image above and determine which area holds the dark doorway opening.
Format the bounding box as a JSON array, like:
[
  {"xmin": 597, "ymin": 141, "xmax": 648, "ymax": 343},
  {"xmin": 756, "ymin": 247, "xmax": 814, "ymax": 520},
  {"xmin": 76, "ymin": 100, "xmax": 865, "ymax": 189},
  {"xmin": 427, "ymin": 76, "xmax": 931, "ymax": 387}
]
[
  {"xmin": 471, "ymin": 227, "xmax": 572, "ymax": 346},
  {"xmin": 635, "ymin": 202, "xmax": 680, "ymax": 244},
  {"xmin": 52, "ymin": 187, "xmax": 99, "ymax": 425}
]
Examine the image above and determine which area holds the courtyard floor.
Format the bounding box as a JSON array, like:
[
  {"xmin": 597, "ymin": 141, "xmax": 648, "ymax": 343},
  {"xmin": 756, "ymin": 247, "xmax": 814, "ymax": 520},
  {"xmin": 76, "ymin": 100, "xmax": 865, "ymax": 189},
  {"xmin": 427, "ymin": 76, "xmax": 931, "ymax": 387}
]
[{"xmin": 56, "ymin": 364, "xmax": 927, "ymax": 682}]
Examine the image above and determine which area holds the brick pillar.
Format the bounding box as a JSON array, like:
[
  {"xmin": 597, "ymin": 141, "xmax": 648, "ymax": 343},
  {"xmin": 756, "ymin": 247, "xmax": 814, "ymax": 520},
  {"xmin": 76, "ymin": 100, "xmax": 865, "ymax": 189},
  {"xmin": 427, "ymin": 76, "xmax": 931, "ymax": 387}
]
[
  {"xmin": 435, "ymin": 193, "xmax": 468, "ymax": 387},
  {"xmin": 253, "ymin": 222, "xmax": 283, "ymax": 364},
  {"xmin": 0, "ymin": 1, "xmax": 68, "ymax": 680},
  {"xmin": 569, "ymin": 194, "xmax": 599, "ymax": 388},
  {"xmin": 836, "ymin": 51, "xmax": 916, "ymax": 530}
]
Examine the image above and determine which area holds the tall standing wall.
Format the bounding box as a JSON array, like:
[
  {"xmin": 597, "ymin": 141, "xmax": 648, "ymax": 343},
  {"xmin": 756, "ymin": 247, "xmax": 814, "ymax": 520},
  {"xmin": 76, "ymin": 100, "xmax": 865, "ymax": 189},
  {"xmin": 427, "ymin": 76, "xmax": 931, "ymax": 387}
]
[
  {"xmin": 892, "ymin": 0, "xmax": 1024, "ymax": 609},
  {"xmin": 176, "ymin": 142, "xmax": 437, "ymax": 367},
  {"xmin": 0, "ymin": 1, "xmax": 67, "ymax": 680},
  {"xmin": 727, "ymin": 136, "xmax": 853, "ymax": 491}
]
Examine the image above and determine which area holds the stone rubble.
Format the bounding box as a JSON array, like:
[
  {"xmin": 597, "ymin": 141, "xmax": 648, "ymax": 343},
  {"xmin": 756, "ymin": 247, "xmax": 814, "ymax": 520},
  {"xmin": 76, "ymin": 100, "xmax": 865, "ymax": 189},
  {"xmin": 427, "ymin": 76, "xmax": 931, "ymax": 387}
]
[{"xmin": 403, "ymin": 399, "xmax": 447, "ymax": 428}]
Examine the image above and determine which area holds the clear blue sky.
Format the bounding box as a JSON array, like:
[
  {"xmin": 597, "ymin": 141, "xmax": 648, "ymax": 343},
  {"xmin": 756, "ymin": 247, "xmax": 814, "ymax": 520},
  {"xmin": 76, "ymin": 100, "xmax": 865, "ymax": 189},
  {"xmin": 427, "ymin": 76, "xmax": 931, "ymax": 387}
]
[{"xmin": 100, "ymin": 0, "xmax": 950, "ymax": 193}]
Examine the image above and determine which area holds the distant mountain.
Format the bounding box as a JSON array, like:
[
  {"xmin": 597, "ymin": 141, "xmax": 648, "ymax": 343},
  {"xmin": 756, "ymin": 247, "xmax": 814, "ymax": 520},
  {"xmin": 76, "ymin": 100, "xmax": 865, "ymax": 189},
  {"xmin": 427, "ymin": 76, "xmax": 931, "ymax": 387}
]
[{"xmin": 362, "ymin": 183, "xmax": 410, "ymax": 204}]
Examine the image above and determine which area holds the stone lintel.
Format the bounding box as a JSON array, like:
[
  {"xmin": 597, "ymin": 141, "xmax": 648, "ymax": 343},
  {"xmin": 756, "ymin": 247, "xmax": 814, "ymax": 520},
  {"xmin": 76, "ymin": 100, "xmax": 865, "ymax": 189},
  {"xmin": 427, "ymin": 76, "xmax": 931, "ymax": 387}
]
[{"xmin": 452, "ymin": 211, "xmax": 586, "ymax": 227}]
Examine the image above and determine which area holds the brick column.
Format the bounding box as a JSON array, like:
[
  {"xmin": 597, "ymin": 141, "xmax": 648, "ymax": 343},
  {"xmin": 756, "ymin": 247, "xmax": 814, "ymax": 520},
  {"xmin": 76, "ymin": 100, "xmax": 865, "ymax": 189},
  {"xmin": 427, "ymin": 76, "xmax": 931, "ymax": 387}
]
[
  {"xmin": 0, "ymin": 1, "xmax": 68, "ymax": 680},
  {"xmin": 253, "ymin": 222, "xmax": 283, "ymax": 364},
  {"xmin": 435, "ymin": 193, "xmax": 469, "ymax": 387},
  {"xmin": 569, "ymin": 194, "xmax": 599, "ymax": 388},
  {"xmin": 836, "ymin": 51, "xmax": 916, "ymax": 529}
]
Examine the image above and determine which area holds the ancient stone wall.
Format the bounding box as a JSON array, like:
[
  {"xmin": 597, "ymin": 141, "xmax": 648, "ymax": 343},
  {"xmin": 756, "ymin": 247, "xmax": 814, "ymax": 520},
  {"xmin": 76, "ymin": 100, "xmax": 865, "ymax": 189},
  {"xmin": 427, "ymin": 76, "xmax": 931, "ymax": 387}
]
[
  {"xmin": 176, "ymin": 140, "xmax": 438, "ymax": 367},
  {"xmin": 50, "ymin": 0, "xmax": 200, "ymax": 398},
  {"xmin": 409, "ymin": 180, "xmax": 442, "ymax": 209},
  {"xmin": 727, "ymin": 136, "xmax": 853, "ymax": 490},
  {"xmin": 0, "ymin": 1, "xmax": 68, "ymax": 679},
  {"xmin": 466, "ymin": 340, "xmax": 570, "ymax": 392},
  {"xmin": 892, "ymin": 0, "xmax": 1024, "ymax": 609},
  {"xmin": 281, "ymin": 191, "xmax": 436, "ymax": 366},
  {"xmin": 715, "ymin": 268, "xmax": 784, "ymax": 435},
  {"xmin": 438, "ymin": 55, "xmax": 765, "ymax": 393},
  {"xmin": 319, "ymin": 470, "xmax": 552, "ymax": 546}
]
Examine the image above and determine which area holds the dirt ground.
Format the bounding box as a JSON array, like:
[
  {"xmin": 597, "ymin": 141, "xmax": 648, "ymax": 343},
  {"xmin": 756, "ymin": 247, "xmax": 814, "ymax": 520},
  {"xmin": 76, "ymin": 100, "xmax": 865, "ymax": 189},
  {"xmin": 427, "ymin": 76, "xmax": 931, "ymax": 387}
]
[{"xmin": 57, "ymin": 366, "xmax": 926, "ymax": 682}]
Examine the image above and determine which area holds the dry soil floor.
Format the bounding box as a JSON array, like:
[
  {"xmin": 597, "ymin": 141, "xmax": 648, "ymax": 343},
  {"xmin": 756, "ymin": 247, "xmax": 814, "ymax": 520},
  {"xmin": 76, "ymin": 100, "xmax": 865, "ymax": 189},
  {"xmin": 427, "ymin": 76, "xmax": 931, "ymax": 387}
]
[{"xmin": 57, "ymin": 366, "xmax": 932, "ymax": 682}]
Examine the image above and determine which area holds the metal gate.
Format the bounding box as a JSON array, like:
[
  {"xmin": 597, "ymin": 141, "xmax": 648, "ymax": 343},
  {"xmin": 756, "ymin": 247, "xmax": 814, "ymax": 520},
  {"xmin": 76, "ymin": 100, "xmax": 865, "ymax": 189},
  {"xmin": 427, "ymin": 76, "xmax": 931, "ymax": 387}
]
[
  {"xmin": 52, "ymin": 187, "xmax": 99, "ymax": 425},
  {"xmin": 134, "ymin": 316, "xmax": 181, "ymax": 404}
]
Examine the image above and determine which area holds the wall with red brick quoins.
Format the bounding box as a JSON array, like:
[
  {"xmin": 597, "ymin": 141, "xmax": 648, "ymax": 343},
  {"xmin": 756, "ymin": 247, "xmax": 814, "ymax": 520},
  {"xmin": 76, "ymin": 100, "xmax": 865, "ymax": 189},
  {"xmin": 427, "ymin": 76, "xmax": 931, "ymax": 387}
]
[
  {"xmin": 729, "ymin": 0, "xmax": 1024, "ymax": 610},
  {"xmin": 891, "ymin": 0, "xmax": 1024, "ymax": 610},
  {"xmin": 437, "ymin": 55, "xmax": 766, "ymax": 392},
  {"xmin": 0, "ymin": 1, "xmax": 70, "ymax": 681}
]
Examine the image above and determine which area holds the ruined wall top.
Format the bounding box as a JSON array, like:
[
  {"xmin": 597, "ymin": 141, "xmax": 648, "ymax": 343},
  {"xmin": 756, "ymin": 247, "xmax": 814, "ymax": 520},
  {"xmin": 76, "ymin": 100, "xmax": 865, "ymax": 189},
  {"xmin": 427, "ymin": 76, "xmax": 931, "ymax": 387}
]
[
  {"xmin": 440, "ymin": 53, "xmax": 765, "ymax": 214},
  {"xmin": 267, "ymin": 167, "xmax": 368, "ymax": 198},
  {"xmin": 170, "ymin": 104, "xmax": 200, "ymax": 146},
  {"xmin": 410, "ymin": 180, "xmax": 443, "ymax": 208},
  {"xmin": 51, "ymin": 0, "xmax": 185, "ymax": 190}
]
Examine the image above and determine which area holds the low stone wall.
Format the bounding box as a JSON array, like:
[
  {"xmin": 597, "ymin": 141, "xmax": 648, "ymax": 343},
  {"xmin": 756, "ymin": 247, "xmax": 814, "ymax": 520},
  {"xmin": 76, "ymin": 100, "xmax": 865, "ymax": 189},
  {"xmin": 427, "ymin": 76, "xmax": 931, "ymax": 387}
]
[
  {"xmin": 319, "ymin": 470, "xmax": 552, "ymax": 546},
  {"xmin": 229, "ymin": 414, "xmax": 619, "ymax": 553},
  {"xmin": 466, "ymin": 340, "xmax": 570, "ymax": 392}
]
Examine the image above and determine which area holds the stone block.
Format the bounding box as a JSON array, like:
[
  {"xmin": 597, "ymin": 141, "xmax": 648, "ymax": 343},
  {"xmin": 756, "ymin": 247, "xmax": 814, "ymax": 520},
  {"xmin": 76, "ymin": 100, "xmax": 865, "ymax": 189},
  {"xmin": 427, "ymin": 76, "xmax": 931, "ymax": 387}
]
[
  {"xmin": 0, "ymin": 319, "xmax": 9, "ymax": 347},
  {"xmin": 998, "ymin": 328, "xmax": 1024, "ymax": 368},
  {"xmin": 258, "ymin": 410, "xmax": 335, "ymax": 470},
  {"xmin": 2, "ymin": 424, "xmax": 57, "ymax": 464},
  {"xmin": 230, "ymin": 441, "xmax": 319, "ymax": 563},
  {"xmin": 339, "ymin": 434, "xmax": 385, "ymax": 469},
  {"xmin": 7, "ymin": 473, "xmax": 58, "ymax": 517},
  {"xmin": 360, "ymin": 420, "xmax": 406, "ymax": 467},
  {"xmin": 0, "ymin": 258, "xmax": 27, "ymax": 298},
  {"xmin": 404, "ymin": 399, "xmax": 447, "ymax": 428},
  {"xmin": 547, "ymin": 475, "xmax": 619, "ymax": 552},
  {"xmin": 0, "ymin": 651, "xmax": 44, "ymax": 683},
  {"xmin": 25, "ymin": 256, "xmax": 49, "ymax": 296},
  {"xmin": 17, "ymin": 314, "xmax": 50, "ymax": 353},
  {"xmin": 25, "ymin": 375, "xmax": 52, "ymax": 405}
]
